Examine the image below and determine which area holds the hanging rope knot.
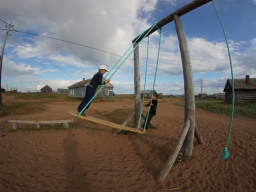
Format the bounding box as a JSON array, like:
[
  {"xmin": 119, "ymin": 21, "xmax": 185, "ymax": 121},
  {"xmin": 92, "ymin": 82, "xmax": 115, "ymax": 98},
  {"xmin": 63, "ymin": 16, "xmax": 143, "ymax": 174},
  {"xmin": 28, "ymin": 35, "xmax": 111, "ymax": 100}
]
[
  {"xmin": 221, "ymin": 146, "xmax": 229, "ymax": 160},
  {"xmin": 155, "ymin": 22, "xmax": 161, "ymax": 30}
]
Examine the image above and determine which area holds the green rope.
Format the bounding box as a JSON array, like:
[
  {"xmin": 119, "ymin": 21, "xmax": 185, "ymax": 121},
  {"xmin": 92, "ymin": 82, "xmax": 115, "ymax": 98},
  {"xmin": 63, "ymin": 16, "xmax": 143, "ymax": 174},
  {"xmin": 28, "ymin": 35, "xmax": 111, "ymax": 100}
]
[
  {"xmin": 77, "ymin": 23, "xmax": 158, "ymax": 118},
  {"xmin": 212, "ymin": 0, "xmax": 235, "ymax": 160},
  {"xmin": 137, "ymin": 36, "xmax": 150, "ymax": 129},
  {"xmin": 142, "ymin": 27, "xmax": 162, "ymax": 133}
]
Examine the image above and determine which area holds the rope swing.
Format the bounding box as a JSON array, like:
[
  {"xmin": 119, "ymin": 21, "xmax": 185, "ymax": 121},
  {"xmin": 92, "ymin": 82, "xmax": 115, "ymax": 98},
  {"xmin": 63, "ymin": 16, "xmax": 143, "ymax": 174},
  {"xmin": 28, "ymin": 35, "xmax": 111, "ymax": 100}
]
[
  {"xmin": 212, "ymin": 0, "xmax": 235, "ymax": 160},
  {"xmin": 77, "ymin": 23, "xmax": 159, "ymax": 118},
  {"xmin": 137, "ymin": 25, "xmax": 162, "ymax": 133}
]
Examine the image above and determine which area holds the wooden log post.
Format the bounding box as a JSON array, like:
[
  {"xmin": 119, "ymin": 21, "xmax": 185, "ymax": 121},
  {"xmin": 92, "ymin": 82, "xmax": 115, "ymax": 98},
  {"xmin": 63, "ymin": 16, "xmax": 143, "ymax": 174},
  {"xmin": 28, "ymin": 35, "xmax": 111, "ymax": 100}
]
[
  {"xmin": 158, "ymin": 120, "xmax": 191, "ymax": 181},
  {"xmin": 195, "ymin": 124, "xmax": 203, "ymax": 144},
  {"xmin": 37, "ymin": 122, "xmax": 41, "ymax": 129},
  {"xmin": 113, "ymin": 112, "xmax": 135, "ymax": 136},
  {"xmin": 174, "ymin": 15, "xmax": 196, "ymax": 157},
  {"xmin": 134, "ymin": 43, "xmax": 141, "ymax": 128},
  {"xmin": 12, "ymin": 122, "xmax": 18, "ymax": 130}
]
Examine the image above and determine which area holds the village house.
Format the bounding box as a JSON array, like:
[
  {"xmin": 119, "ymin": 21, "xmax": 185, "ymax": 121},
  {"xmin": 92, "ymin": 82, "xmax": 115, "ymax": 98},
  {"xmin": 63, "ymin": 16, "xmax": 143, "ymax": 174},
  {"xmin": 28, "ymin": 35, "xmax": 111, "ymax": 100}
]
[
  {"xmin": 141, "ymin": 90, "xmax": 162, "ymax": 98},
  {"xmin": 68, "ymin": 78, "xmax": 114, "ymax": 100},
  {"xmin": 223, "ymin": 75, "xmax": 256, "ymax": 103},
  {"xmin": 41, "ymin": 85, "xmax": 53, "ymax": 93},
  {"xmin": 57, "ymin": 89, "xmax": 68, "ymax": 95}
]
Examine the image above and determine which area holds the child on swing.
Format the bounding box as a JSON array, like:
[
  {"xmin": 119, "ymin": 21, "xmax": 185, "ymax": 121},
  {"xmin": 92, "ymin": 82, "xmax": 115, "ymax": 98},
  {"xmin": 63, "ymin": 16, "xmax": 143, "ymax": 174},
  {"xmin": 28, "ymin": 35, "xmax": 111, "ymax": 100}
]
[{"xmin": 142, "ymin": 94, "xmax": 158, "ymax": 131}]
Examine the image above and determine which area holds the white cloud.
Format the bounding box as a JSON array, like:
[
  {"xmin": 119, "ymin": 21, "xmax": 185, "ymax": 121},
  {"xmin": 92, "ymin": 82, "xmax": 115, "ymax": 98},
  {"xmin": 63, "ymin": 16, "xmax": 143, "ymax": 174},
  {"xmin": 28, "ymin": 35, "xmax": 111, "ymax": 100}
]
[
  {"xmin": 14, "ymin": 43, "xmax": 41, "ymax": 59},
  {"xmin": 48, "ymin": 55, "xmax": 89, "ymax": 68},
  {"xmin": 162, "ymin": 0, "xmax": 178, "ymax": 7},
  {"xmin": 2, "ymin": 0, "xmax": 158, "ymax": 66},
  {"xmin": 139, "ymin": 35, "xmax": 230, "ymax": 76},
  {"xmin": 1, "ymin": 0, "xmax": 255, "ymax": 95},
  {"xmin": 231, "ymin": 38, "xmax": 256, "ymax": 77},
  {"xmin": 188, "ymin": 37, "xmax": 229, "ymax": 72},
  {"xmin": 2, "ymin": 58, "xmax": 40, "ymax": 76},
  {"xmin": 37, "ymin": 79, "xmax": 78, "ymax": 91},
  {"xmin": 42, "ymin": 69, "xmax": 58, "ymax": 73}
]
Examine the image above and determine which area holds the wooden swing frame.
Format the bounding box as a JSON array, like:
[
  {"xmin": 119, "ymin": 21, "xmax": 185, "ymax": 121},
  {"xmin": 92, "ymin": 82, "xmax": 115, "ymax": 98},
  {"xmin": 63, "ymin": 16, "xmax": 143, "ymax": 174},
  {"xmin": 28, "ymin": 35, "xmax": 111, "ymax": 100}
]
[{"xmin": 132, "ymin": 0, "xmax": 209, "ymax": 181}]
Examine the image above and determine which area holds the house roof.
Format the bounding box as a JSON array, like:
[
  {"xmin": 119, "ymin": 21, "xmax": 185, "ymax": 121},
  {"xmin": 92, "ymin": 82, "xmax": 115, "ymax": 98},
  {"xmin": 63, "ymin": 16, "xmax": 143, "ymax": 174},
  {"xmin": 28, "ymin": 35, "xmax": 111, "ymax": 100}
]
[
  {"xmin": 224, "ymin": 78, "xmax": 256, "ymax": 92},
  {"xmin": 68, "ymin": 80, "xmax": 90, "ymax": 88},
  {"xmin": 68, "ymin": 79, "xmax": 114, "ymax": 88},
  {"xmin": 41, "ymin": 85, "xmax": 52, "ymax": 90}
]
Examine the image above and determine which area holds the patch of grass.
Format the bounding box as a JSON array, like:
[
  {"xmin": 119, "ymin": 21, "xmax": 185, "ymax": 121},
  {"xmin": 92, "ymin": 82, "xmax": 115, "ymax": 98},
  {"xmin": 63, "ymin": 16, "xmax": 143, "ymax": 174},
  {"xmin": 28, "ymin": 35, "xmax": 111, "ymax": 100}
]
[
  {"xmin": 0, "ymin": 102, "xmax": 45, "ymax": 116},
  {"xmin": 13, "ymin": 93, "xmax": 83, "ymax": 102},
  {"xmin": 175, "ymin": 153, "xmax": 194, "ymax": 165},
  {"xmin": 178, "ymin": 98, "xmax": 256, "ymax": 119},
  {"xmin": 15, "ymin": 93, "xmax": 59, "ymax": 100}
]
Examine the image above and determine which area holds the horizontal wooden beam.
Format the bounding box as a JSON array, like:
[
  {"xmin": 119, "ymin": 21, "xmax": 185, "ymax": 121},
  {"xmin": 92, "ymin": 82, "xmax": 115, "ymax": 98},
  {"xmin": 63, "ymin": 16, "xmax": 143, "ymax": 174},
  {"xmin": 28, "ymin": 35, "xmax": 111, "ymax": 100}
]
[
  {"xmin": 68, "ymin": 110, "xmax": 143, "ymax": 134},
  {"xmin": 132, "ymin": 0, "xmax": 211, "ymax": 43}
]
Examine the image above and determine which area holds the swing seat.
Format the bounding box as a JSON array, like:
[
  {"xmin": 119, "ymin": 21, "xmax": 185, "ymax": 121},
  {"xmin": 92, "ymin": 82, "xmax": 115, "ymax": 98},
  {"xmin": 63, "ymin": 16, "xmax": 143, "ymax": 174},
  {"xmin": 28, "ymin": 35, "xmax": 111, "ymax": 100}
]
[{"xmin": 68, "ymin": 110, "xmax": 143, "ymax": 134}]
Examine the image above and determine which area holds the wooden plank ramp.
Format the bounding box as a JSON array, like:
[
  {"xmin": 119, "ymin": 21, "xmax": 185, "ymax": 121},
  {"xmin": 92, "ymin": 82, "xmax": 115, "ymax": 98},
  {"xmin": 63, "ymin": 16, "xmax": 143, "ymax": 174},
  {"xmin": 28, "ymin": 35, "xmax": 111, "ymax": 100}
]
[{"xmin": 68, "ymin": 110, "xmax": 143, "ymax": 134}]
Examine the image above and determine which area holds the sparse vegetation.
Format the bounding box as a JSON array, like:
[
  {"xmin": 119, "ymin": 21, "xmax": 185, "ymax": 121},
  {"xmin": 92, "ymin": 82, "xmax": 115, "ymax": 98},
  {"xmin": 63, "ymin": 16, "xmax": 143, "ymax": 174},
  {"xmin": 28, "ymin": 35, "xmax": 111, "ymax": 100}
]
[
  {"xmin": 178, "ymin": 98, "xmax": 256, "ymax": 119},
  {"xmin": 0, "ymin": 102, "xmax": 45, "ymax": 116}
]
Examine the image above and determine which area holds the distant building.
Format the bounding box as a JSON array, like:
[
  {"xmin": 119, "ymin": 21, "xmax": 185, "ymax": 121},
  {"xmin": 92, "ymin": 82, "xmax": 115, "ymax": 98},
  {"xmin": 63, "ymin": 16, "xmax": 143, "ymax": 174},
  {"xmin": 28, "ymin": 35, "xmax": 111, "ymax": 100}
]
[
  {"xmin": 223, "ymin": 75, "xmax": 256, "ymax": 103},
  {"xmin": 141, "ymin": 90, "xmax": 162, "ymax": 98},
  {"xmin": 68, "ymin": 78, "xmax": 114, "ymax": 100},
  {"xmin": 41, "ymin": 85, "xmax": 53, "ymax": 93},
  {"xmin": 57, "ymin": 89, "xmax": 68, "ymax": 95},
  {"xmin": 141, "ymin": 90, "xmax": 152, "ymax": 98}
]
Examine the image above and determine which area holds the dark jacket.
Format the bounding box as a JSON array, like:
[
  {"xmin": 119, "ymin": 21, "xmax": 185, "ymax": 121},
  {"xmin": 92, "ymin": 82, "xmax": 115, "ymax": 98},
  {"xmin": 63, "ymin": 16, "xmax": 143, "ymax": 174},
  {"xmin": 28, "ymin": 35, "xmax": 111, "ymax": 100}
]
[
  {"xmin": 89, "ymin": 72, "xmax": 104, "ymax": 89},
  {"xmin": 145, "ymin": 99, "xmax": 157, "ymax": 115}
]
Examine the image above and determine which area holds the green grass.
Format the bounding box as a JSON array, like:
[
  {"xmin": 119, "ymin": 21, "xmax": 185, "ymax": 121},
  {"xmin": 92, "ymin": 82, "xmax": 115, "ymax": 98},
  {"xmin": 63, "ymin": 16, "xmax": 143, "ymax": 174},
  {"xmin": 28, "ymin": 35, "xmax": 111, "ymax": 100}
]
[
  {"xmin": 15, "ymin": 93, "xmax": 59, "ymax": 99},
  {"xmin": 178, "ymin": 99, "xmax": 256, "ymax": 119}
]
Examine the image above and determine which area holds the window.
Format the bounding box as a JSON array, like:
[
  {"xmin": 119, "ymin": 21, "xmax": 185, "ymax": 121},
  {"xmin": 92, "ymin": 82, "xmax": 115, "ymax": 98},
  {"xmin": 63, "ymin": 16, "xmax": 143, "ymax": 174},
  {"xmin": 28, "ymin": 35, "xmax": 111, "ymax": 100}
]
[
  {"xmin": 109, "ymin": 90, "xmax": 113, "ymax": 96},
  {"xmin": 105, "ymin": 89, "xmax": 109, "ymax": 96}
]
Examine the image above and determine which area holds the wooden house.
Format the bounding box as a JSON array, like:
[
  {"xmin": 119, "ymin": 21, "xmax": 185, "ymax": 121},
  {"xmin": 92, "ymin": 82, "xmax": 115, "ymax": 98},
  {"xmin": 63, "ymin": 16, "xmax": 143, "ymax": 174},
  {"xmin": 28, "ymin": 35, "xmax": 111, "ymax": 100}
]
[
  {"xmin": 141, "ymin": 90, "xmax": 153, "ymax": 98},
  {"xmin": 68, "ymin": 78, "xmax": 114, "ymax": 100},
  {"xmin": 41, "ymin": 85, "xmax": 53, "ymax": 93},
  {"xmin": 223, "ymin": 75, "xmax": 256, "ymax": 103},
  {"xmin": 57, "ymin": 89, "xmax": 68, "ymax": 95}
]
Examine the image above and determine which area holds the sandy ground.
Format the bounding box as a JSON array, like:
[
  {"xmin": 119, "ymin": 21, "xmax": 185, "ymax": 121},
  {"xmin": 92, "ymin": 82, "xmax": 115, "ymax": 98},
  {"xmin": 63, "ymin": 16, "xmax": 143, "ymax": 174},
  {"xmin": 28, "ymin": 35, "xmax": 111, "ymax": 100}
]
[{"xmin": 0, "ymin": 94, "xmax": 255, "ymax": 192}]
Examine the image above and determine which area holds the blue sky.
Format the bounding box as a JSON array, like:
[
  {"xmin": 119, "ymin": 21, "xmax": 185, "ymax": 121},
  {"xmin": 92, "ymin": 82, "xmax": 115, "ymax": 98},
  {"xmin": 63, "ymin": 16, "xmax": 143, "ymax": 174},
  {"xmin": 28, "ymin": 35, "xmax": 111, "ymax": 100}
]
[{"xmin": 0, "ymin": 0, "xmax": 255, "ymax": 95}]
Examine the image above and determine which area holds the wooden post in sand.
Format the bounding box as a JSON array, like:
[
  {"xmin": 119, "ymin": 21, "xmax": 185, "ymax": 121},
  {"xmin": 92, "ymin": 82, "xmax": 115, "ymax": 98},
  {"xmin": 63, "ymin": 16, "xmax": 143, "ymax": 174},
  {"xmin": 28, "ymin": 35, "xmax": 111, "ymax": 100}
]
[
  {"xmin": 134, "ymin": 43, "xmax": 141, "ymax": 128},
  {"xmin": 158, "ymin": 15, "xmax": 197, "ymax": 181},
  {"xmin": 158, "ymin": 120, "xmax": 190, "ymax": 181},
  {"xmin": 174, "ymin": 15, "xmax": 196, "ymax": 157}
]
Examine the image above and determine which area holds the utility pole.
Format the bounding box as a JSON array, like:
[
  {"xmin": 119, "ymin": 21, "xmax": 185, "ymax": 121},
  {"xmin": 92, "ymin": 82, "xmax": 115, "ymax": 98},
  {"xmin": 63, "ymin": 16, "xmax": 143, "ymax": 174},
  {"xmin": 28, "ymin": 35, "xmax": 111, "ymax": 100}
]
[
  {"xmin": 201, "ymin": 79, "xmax": 203, "ymax": 95},
  {"xmin": 0, "ymin": 22, "xmax": 13, "ymax": 106}
]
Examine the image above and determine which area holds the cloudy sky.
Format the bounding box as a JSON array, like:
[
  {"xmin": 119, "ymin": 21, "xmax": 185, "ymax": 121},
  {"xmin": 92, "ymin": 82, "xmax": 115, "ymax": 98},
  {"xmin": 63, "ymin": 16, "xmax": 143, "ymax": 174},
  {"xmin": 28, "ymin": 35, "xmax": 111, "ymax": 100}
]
[{"xmin": 0, "ymin": 0, "xmax": 255, "ymax": 95}]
